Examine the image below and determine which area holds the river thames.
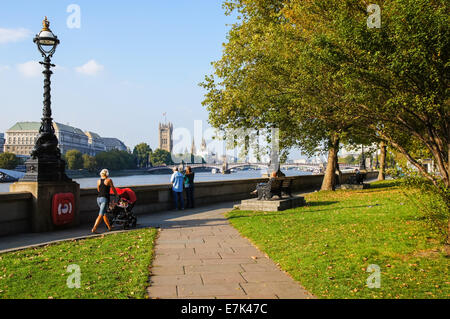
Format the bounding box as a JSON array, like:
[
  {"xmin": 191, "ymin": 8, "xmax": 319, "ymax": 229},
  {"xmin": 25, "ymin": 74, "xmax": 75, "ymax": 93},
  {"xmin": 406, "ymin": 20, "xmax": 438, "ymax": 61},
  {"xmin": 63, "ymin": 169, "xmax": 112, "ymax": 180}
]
[{"xmin": 0, "ymin": 169, "xmax": 312, "ymax": 193}]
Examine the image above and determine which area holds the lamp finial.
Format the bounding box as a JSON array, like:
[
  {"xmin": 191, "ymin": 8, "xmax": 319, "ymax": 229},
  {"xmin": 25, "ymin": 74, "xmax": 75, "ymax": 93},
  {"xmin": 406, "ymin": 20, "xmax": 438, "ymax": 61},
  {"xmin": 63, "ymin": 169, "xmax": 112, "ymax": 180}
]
[{"xmin": 42, "ymin": 16, "xmax": 50, "ymax": 32}]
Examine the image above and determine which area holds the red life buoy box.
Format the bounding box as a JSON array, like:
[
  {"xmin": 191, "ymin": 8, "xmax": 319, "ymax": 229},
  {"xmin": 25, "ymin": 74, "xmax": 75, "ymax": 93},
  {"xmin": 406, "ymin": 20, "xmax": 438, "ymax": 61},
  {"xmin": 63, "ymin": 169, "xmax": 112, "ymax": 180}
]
[{"xmin": 52, "ymin": 193, "xmax": 75, "ymax": 226}]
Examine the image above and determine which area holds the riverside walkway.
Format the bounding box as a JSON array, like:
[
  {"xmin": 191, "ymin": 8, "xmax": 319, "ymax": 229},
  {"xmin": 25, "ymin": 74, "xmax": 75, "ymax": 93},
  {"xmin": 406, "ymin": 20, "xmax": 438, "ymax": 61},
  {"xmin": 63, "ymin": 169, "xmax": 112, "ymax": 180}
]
[{"xmin": 0, "ymin": 200, "xmax": 314, "ymax": 299}]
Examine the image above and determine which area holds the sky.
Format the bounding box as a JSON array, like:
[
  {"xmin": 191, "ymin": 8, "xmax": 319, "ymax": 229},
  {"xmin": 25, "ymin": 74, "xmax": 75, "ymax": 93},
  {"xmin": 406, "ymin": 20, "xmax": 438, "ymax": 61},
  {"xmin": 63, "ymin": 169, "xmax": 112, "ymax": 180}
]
[
  {"xmin": 0, "ymin": 1, "xmax": 237, "ymax": 148},
  {"xmin": 0, "ymin": 1, "xmax": 331, "ymax": 161}
]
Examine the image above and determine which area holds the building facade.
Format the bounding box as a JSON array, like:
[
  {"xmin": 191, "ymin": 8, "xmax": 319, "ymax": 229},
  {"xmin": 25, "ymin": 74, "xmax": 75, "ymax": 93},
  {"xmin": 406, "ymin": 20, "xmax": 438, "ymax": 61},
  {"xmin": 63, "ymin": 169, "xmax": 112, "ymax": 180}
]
[
  {"xmin": 4, "ymin": 122, "xmax": 118, "ymax": 157},
  {"xmin": 4, "ymin": 122, "xmax": 41, "ymax": 156},
  {"xmin": 55, "ymin": 123, "xmax": 90, "ymax": 155},
  {"xmin": 158, "ymin": 122, "xmax": 173, "ymax": 153},
  {"xmin": 102, "ymin": 137, "xmax": 127, "ymax": 152},
  {"xmin": 85, "ymin": 131, "xmax": 106, "ymax": 156},
  {"xmin": 0, "ymin": 133, "xmax": 4, "ymax": 153}
]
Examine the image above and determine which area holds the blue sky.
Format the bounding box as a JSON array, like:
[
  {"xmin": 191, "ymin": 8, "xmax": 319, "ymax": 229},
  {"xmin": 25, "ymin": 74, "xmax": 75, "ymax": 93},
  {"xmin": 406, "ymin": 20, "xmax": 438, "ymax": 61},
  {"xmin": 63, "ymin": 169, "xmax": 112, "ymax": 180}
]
[
  {"xmin": 0, "ymin": 1, "xmax": 317, "ymax": 161},
  {"xmin": 0, "ymin": 1, "xmax": 237, "ymax": 149}
]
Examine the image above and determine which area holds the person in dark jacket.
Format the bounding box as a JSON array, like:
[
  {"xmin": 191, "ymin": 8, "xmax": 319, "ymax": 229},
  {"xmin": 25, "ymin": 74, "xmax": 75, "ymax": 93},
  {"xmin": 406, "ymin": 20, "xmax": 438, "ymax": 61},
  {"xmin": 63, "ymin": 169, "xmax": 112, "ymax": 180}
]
[{"xmin": 184, "ymin": 166, "xmax": 195, "ymax": 208}]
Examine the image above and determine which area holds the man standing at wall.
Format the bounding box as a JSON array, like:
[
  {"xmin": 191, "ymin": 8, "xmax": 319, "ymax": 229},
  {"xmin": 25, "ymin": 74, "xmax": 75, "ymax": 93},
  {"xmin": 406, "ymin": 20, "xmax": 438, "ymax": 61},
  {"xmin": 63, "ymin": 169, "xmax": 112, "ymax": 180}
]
[{"xmin": 170, "ymin": 167, "xmax": 184, "ymax": 210}]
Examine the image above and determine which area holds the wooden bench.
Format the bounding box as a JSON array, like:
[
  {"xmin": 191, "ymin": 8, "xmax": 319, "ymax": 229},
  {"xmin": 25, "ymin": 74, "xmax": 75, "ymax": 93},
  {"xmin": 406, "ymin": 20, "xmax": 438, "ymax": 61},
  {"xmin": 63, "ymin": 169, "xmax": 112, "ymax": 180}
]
[
  {"xmin": 348, "ymin": 173, "xmax": 366, "ymax": 185},
  {"xmin": 256, "ymin": 177, "xmax": 293, "ymax": 200},
  {"xmin": 281, "ymin": 178, "xmax": 293, "ymax": 197}
]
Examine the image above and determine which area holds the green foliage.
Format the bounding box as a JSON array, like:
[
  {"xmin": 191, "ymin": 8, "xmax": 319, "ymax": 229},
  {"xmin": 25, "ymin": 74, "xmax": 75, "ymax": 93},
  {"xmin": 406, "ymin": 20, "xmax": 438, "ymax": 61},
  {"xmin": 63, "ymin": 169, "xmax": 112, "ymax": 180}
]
[
  {"xmin": 133, "ymin": 143, "xmax": 152, "ymax": 168},
  {"xmin": 82, "ymin": 154, "xmax": 97, "ymax": 173},
  {"xmin": 65, "ymin": 150, "xmax": 84, "ymax": 170},
  {"xmin": 150, "ymin": 149, "xmax": 173, "ymax": 166},
  {"xmin": 95, "ymin": 150, "xmax": 136, "ymax": 171},
  {"xmin": 227, "ymin": 180, "xmax": 449, "ymax": 298},
  {"xmin": 0, "ymin": 152, "xmax": 19, "ymax": 170},
  {"xmin": 339, "ymin": 155, "xmax": 358, "ymax": 165},
  {"xmin": 400, "ymin": 176, "xmax": 450, "ymax": 240},
  {"xmin": 0, "ymin": 228, "xmax": 157, "ymax": 299},
  {"xmin": 203, "ymin": 0, "xmax": 449, "ymax": 187}
]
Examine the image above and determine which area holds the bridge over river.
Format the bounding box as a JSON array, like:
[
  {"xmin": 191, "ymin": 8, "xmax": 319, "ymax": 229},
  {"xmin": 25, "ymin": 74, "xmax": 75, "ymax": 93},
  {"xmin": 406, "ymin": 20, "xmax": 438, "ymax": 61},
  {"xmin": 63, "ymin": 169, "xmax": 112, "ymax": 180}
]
[{"xmin": 147, "ymin": 163, "xmax": 359, "ymax": 174}]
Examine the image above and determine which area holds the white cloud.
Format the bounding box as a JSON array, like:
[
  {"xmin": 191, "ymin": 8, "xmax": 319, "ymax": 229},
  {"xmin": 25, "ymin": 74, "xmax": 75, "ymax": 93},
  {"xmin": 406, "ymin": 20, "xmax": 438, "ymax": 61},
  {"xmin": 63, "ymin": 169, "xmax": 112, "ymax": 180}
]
[
  {"xmin": 0, "ymin": 65, "xmax": 10, "ymax": 72},
  {"xmin": 0, "ymin": 27, "xmax": 31, "ymax": 44},
  {"xmin": 75, "ymin": 60, "xmax": 104, "ymax": 76},
  {"xmin": 17, "ymin": 61, "xmax": 41, "ymax": 78}
]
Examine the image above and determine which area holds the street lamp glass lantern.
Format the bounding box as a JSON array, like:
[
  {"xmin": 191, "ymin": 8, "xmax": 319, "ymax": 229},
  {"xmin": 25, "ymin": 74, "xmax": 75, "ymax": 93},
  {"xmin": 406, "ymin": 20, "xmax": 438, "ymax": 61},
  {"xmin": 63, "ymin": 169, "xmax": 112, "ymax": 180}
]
[{"xmin": 34, "ymin": 17, "xmax": 60, "ymax": 58}]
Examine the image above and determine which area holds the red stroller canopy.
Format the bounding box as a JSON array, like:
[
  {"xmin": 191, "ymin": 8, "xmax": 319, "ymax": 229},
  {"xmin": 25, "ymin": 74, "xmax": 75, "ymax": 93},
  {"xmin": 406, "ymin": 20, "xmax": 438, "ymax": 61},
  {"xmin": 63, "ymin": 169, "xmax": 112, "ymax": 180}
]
[{"xmin": 110, "ymin": 187, "xmax": 137, "ymax": 204}]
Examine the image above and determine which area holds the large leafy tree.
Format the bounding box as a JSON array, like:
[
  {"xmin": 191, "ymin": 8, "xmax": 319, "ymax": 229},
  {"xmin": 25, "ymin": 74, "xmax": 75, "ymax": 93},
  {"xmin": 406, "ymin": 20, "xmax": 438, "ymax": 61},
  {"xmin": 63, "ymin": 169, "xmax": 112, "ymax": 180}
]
[
  {"xmin": 0, "ymin": 153, "xmax": 19, "ymax": 170},
  {"xmin": 284, "ymin": 0, "xmax": 449, "ymax": 186},
  {"xmin": 133, "ymin": 143, "xmax": 152, "ymax": 168},
  {"xmin": 201, "ymin": 0, "xmax": 373, "ymax": 190},
  {"xmin": 203, "ymin": 0, "xmax": 448, "ymax": 189},
  {"xmin": 65, "ymin": 150, "xmax": 84, "ymax": 170},
  {"xmin": 95, "ymin": 150, "xmax": 136, "ymax": 171},
  {"xmin": 150, "ymin": 149, "xmax": 174, "ymax": 166},
  {"xmin": 82, "ymin": 154, "xmax": 97, "ymax": 172}
]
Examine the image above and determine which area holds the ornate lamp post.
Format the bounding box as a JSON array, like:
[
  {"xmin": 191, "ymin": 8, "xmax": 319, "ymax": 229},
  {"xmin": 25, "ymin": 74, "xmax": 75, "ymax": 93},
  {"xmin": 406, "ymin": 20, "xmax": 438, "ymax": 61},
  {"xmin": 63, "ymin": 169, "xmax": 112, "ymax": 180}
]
[
  {"xmin": 11, "ymin": 18, "xmax": 79, "ymax": 233},
  {"xmin": 21, "ymin": 17, "xmax": 69, "ymax": 182},
  {"xmin": 359, "ymin": 145, "xmax": 366, "ymax": 171}
]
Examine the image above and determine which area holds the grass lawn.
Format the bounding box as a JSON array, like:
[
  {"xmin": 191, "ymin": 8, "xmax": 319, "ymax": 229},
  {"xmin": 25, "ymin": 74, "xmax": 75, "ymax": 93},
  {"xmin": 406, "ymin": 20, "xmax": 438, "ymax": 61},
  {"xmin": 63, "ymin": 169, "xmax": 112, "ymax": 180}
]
[
  {"xmin": 0, "ymin": 228, "xmax": 157, "ymax": 299},
  {"xmin": 227, "ymin": 180, "xmax": 449, "ymax": 299}
]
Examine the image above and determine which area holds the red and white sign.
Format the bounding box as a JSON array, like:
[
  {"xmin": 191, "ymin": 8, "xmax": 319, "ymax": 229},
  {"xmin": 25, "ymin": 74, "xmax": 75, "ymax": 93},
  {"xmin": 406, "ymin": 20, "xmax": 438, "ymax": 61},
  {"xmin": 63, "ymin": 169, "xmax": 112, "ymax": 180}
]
[{"xmin": 52, "ymin": 193, "xmax": 75, "ymax": 226}]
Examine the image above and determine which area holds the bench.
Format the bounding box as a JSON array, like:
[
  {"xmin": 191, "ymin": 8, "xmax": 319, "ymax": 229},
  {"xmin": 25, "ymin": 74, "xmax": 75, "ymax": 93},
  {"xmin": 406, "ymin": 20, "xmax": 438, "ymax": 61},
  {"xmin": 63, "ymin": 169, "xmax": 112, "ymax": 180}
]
[
  {"xmin": 256, "ymin": 177, "xmax": 293, "ymax": 200},
  {"xmin": 348, "ymin": 173, "xmax": 365, "ymax": 185}
]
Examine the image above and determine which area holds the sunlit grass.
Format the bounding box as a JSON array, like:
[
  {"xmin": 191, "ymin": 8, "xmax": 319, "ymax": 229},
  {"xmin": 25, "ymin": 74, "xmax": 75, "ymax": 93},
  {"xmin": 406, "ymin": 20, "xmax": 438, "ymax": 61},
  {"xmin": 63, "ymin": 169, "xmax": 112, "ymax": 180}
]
[
  {"xmin": 0, "ymin": 228, "xmax": 157, "ymax": 299},
  {"xmin": 227, "ymin": 180, "xmax": 449, "ymax": 299}
]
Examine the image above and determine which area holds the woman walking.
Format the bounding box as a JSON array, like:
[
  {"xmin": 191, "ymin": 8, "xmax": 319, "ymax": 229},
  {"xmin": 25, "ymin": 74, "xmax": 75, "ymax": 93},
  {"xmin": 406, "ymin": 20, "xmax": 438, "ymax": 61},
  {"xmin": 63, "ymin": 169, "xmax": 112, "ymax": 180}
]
[
  {"xmin": 92, "ymin": 169, "xmax": 119, "ymax": 234},
  {"xmin": 184, "ymin": 166, "xmax": 195, "ymax": 208}
]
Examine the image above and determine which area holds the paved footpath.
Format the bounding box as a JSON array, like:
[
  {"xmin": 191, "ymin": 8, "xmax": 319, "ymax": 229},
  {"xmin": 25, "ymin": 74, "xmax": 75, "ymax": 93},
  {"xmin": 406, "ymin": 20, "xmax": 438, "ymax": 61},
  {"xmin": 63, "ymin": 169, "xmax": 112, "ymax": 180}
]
[
  {"xmin": 0, "ymin": 201, "xmax": 314, "ymax": 299},
  {"xmin": 147, "ymin": 205, "xmax": 314, "ymax": 299}
]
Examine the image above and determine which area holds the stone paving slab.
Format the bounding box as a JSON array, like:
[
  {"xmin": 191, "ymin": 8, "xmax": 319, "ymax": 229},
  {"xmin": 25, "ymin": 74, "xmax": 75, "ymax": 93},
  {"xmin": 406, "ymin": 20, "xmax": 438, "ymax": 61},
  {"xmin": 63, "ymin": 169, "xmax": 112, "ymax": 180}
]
[{"xmin": 147, "ymin": 205, "xmax": 314, "ymax": 299}]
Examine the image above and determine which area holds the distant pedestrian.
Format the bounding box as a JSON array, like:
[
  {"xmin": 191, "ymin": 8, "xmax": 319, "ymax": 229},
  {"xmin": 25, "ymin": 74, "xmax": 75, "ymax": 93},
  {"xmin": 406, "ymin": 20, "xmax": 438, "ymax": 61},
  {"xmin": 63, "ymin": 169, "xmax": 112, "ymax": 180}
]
[
  {"xmin": 92, "ymin": 169, "xmax": 119, "ymax": 234},
  {"xmin": 171, "ymin": 167, "xmax": 184, "ymax": 210},
  {"xmin": 184, "ymin": 166, "xmax": 195, "ymax": 208}
]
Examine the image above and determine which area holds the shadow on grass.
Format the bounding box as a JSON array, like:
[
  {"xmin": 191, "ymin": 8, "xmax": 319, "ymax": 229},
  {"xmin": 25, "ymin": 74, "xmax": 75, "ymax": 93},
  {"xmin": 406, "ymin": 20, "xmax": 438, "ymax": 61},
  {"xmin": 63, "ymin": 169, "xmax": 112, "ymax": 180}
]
[
  {"xmin": 228, "ymin": 203, "xmax": 383, "ymax": 220},
  {"xmin": 305, "ymin": 201, "xmax": 339, "ymax": 207}
]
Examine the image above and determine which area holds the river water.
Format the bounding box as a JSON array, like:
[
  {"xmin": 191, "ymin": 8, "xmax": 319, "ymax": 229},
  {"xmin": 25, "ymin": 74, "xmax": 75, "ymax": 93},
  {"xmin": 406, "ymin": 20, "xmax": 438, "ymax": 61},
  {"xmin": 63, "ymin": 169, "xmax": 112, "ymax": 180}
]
[{"xmin": 0, "ymin": 169, "xmax": 312, "ymax": 193}]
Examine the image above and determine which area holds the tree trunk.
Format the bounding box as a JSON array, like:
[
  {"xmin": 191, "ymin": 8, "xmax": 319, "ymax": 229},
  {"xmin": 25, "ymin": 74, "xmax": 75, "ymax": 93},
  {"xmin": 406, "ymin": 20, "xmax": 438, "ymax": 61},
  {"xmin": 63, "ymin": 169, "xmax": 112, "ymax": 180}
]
[
  {"xmin": 321, "ymin": 133, "xmax": 340, "ymax": 191},
  {"xmin": 378, "ymin": 141, "xmax": 386, "ymax": 181}
]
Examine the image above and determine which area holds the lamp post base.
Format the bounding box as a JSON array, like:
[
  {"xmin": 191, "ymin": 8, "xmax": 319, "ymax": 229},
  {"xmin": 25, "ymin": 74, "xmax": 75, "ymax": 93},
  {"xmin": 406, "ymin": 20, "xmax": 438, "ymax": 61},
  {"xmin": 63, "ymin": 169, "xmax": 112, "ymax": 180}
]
[
  {"xmin": 20, "ymin": 157, "xmax": 71, "ymax": 183},
  {"xmin": 10, "ymin": 180, "xmax": 80, "ymax": 233}
]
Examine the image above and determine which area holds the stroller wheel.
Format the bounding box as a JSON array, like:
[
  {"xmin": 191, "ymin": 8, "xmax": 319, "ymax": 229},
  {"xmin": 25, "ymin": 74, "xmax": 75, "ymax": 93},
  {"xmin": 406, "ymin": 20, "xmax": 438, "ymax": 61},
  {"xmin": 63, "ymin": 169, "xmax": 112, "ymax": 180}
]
[{"xmin": 132, "ymin": 217, "xmax": 137, "ymax": 228}]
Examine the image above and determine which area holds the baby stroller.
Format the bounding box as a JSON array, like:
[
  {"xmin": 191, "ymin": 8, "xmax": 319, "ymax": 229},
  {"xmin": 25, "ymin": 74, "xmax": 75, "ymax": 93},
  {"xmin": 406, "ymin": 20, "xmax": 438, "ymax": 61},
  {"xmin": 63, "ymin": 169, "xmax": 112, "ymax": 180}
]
[{"xmin": 107, "ymin": 187, "xmax": 137, "ymax": 230}]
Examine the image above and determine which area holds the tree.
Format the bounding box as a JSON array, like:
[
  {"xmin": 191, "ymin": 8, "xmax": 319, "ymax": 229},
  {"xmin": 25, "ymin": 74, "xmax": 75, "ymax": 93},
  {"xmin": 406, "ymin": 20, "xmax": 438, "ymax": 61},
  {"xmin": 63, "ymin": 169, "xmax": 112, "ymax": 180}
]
[
  {"xmin": 284, "ymin": 0, "xmax": 448, "ymax": 187},
  {"xmin": 82, "ymin": 154, "xmax": 97, "ymax": 172},
  {"xmin": 204, "ymin": 0, "xmax": 448, "ymax": 189},
  {"xmin": 133, "ymin": 143, "xmax": 152, "ymax": 168},
  {"xmin": 65, "ymin": 150, "xmax": 83, "ymax": 170},
  {"xmin": 95, "ymin": 150, "xmax": 136, "ymax": 171},
  {"xmin": 201, "ymin": 0, "xmax": 372, "ymax": 190},
  {"xmin": 0, "ymin": 153, "xmax": 19, "ymax": 170},
  {"xmin": 150, "ymin": 149, "xmax": 173, "ymax": 166}
]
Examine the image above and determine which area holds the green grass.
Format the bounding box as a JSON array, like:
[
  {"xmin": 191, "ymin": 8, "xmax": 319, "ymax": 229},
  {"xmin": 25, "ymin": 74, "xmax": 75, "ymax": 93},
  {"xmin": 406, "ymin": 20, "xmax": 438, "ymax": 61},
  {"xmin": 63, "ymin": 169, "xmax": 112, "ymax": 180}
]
[
  {"xmin": 0, "ymin": 228, "xmax": 158, "ymax": 299},
  {"xmin": 227, "ymin": 180, "xmax": 449, "ymax": 299}
]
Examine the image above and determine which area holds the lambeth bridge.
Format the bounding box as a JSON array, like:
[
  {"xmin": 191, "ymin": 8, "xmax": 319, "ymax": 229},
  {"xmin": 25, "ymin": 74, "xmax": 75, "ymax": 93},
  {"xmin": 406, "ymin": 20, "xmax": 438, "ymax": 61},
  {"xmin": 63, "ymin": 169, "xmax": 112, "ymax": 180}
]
[{"xmin": 147, "ymin": 163, "xmax": 359, "ymax": 174}]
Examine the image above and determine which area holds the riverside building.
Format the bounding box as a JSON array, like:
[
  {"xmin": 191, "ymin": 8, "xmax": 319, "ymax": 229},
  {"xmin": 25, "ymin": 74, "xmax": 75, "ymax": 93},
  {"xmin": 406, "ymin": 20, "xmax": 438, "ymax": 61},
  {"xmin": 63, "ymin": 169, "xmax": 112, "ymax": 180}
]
[{"xmin": 3, "ymin": 122, "xmax": 126, "ymax": 157}]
